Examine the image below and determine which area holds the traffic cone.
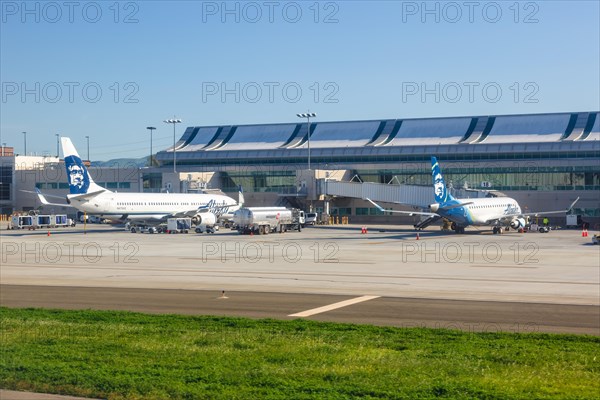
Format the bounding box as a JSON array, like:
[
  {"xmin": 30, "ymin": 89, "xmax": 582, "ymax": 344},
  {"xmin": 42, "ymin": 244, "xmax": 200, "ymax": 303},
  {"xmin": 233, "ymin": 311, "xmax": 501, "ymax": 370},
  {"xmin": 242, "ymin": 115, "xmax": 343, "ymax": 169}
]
[
  {"xmin": 364, "ymin": 226, "xmax": 368, "ymax": 234},
  {"xmin": 416, "ymin": 232, "xmax": 420, "ymax": 240},
  {"xmin": 47, "ymin": 231, "xmax": 50, "ymax": 237},
  {"xmin": 582, "ymin": 229, "xmax": 588, "ymax": 237}
]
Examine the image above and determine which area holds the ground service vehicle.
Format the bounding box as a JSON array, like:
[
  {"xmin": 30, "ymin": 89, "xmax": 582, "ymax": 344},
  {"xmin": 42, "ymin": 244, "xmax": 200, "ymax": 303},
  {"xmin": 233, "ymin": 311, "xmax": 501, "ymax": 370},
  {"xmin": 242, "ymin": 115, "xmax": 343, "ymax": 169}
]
[
  {"xmin": 52, "ymin": 215, "xmax": 69, "ymax": 227},
  {"xmin": 304, "ymin": 212, "xmax": 317, "ymax": 225},
  {"xmin": 234, "ymin": 207, "xmax": 304, "ymax": 235},
  {"xmin": 10, "ymin": 215, "xmax": 35, "ymax": 230},
  {"xmin": 167, "ymin": 218, "xmax": 192, "ymax": 234}
]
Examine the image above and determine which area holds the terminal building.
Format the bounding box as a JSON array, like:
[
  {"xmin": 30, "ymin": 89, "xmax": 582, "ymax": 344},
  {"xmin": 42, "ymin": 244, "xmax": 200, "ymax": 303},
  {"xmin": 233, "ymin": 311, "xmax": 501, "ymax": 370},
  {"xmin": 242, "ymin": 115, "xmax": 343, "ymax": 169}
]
[{"xmin": 3, "ymin": 111, "xmax": 600, "ymax": 226}]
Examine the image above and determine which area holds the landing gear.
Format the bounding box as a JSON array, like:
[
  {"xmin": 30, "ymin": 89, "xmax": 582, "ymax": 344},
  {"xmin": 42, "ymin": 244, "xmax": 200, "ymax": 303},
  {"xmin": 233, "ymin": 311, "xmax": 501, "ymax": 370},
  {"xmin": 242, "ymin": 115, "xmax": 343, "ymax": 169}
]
[{"xmin": 492, "ymin": 226, "xmax": 503, "ymax": 234}]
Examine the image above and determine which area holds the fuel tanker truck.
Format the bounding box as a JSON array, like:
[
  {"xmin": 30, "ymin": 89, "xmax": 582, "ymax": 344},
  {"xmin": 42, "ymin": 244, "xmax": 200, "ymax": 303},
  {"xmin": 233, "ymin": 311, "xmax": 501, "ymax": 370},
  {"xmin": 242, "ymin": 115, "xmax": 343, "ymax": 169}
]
[{"xmin": 233, "ymin": 207, "xmax": 305, "ymax": 235}]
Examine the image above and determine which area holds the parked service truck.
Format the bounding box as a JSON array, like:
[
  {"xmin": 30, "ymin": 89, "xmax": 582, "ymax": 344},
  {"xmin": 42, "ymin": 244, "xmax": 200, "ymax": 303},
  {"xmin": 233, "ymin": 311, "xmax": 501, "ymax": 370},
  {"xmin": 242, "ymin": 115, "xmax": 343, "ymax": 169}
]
[
  {"xmin": 10, "ymin": 215, "xmax": 35, "ymax": 230},
  {"xmin": 167, "ymin": 218, "xmax": 192, "ymax": 234},
  {"xmin": 234, "ymin": 207, "xmax": 304, "ymax": 235},
  {"xmin": 36, "ymin": 215, "xmax": 52, "ymax": 228},
  {"xmin": 52, "ymin": 214, "xmax": 69, "ymax": 227}
]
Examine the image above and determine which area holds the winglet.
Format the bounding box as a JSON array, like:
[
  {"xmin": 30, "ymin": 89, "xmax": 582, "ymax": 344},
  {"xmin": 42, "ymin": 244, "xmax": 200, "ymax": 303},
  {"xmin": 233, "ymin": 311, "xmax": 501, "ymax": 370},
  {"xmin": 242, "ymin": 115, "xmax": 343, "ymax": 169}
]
[
  {"xmin": 567, "ymin": 197, "xmax": 580, "ymax": 211},
  {"xmin": 238, "ymin": 185, "xmax": 245, "ymax": 207},
  {"xmin": 366, "ymin": 198, "xmax": 385, "ymax": 212}
]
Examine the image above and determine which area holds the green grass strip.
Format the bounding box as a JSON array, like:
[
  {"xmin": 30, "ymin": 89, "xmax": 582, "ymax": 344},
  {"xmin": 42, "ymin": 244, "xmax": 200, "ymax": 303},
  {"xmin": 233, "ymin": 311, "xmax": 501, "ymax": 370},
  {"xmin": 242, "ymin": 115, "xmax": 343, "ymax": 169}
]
[{"xmin": 1, "ymin": 307, "xmax": 598, "ymax": 399}]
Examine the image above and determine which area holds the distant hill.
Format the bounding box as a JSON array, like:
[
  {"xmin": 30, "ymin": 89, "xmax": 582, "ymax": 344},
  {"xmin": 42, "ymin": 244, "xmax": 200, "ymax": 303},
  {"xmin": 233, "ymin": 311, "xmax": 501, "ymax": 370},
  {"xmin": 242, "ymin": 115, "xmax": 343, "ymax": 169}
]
[{"xmin": 91, "ymin": 157, "xmax": 149, "ymax": 168}]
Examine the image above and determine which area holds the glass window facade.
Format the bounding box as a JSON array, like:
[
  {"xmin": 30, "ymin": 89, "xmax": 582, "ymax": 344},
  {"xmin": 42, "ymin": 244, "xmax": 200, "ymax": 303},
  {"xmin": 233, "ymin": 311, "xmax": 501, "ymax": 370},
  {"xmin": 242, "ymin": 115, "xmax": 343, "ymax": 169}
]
[
  {"xmin": 356, "ymin": 167, "xmax": 600, "ymax": 192},
  {"xmin": 1, "ymin": 165, "xmax": 12, "ymax": 201},
  {"xmin": 220, "ymin": 171, "xmax": 296, "ymax": 192}
]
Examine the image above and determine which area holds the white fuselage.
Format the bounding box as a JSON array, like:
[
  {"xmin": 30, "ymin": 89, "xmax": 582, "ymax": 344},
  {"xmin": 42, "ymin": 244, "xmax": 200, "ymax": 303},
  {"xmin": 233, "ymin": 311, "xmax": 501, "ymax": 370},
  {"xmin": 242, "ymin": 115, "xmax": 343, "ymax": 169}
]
[
  {"xmin": 438, "ymin": 196, "xmax": 522, "ymax": 226},
  {"xmin": 68, "ymin": 191, "xmax": 237, "ymax": 222}
]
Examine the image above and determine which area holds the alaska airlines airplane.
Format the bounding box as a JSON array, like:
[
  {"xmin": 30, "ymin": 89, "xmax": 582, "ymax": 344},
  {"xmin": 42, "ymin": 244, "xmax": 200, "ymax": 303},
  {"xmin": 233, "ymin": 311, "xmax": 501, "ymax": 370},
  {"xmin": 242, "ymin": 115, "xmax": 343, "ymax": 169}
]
[
  {"xmin": 36, "ymin": 137, "xmax": 242, "ymax": 230},
  {"xmin": 368, "ymin": 157, "xmax": 579, "ymax": 234}
]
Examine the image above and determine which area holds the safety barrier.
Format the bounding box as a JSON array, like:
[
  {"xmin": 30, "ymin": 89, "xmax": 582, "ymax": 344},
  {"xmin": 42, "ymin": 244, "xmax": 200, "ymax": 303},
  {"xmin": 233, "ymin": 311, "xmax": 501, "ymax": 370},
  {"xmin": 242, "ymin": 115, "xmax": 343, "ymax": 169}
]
[{"xmin": 327, "ymin": 216, "xmax": 349, "ymax": 225}]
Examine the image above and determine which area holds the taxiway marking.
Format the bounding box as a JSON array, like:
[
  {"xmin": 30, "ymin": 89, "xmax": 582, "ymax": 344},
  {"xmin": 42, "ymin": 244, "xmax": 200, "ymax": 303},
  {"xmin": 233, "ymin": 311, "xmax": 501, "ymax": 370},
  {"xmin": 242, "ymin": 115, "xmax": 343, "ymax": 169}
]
[{"xmin": 289, "ymin": 295, "xmax": 381, "ymax": 317}]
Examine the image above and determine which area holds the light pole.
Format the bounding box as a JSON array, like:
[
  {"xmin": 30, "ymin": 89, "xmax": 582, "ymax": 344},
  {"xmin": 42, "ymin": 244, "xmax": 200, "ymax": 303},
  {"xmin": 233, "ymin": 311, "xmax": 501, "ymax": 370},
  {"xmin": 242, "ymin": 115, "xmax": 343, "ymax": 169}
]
[
  {"xmin": 22, "ymin": 131, "xmax": 27, "ymax": 155},
  {"xmin": 296, "ymin": 112, "xmax": 317, "ymax": 170},
  {"xmin": 55, "ymin": 134, "xmax": 60, "ymax": 157},
  {"xmin": 163, "ymin": 118, "xmax": 182, "ymax": 173},
  {"xmin": 85, "ymin": 136, "xmax": 90, "ymax": 161},
  {"xmin": 146, "ymin": 127, "xmax": 156, "ymax": 167}
]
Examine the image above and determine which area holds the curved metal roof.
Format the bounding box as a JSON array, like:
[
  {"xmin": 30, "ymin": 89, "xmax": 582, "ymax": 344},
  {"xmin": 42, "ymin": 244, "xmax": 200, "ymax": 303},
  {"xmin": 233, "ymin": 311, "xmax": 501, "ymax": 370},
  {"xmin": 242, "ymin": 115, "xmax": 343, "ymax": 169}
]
[
  {"xmin": 480, "ymin": 113, "xmax": 571, "ymax": 144},
  {"xmin": 386, "ymin": 117, "xmax": 474, "ymax": 146},
  {"xmin": 156, "ymin": 111, "xmax": 600, "ymax": 166}
]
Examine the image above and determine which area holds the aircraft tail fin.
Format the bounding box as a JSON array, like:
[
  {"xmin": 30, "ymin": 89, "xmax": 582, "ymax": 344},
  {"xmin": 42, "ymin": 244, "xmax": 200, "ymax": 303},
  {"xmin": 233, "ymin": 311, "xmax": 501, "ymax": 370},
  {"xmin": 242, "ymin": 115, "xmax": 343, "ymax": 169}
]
[
  {"xmin": 431, "ymin": 156, "xmax": 456, "ymax": 204},
  {"xmin": 61, "ymin": 137, "xmax": 107, "ymax": 195}
]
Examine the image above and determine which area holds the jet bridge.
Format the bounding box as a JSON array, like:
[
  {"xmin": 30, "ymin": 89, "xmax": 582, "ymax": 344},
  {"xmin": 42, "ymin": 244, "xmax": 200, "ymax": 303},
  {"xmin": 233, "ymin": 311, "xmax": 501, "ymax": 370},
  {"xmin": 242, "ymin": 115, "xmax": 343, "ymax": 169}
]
[{"xmin": 318, "ymin": 180, "xmax": 432, "ymax": 206}]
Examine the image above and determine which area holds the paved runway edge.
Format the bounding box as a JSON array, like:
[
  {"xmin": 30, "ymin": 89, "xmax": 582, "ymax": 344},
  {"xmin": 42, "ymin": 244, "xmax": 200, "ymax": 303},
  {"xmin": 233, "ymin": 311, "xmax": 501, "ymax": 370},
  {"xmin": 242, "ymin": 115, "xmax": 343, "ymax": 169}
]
[{"xmin": 1, "ymin": 285, "xmax": 598, "ymax": 335}]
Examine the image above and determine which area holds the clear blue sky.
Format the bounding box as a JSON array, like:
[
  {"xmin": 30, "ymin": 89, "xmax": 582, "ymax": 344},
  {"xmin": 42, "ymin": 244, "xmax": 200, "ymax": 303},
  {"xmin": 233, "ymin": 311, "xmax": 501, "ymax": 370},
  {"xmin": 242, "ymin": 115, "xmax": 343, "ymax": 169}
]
[{"xmin": 1, "ymin": 0, "xmax": 599, "ymax": 160}]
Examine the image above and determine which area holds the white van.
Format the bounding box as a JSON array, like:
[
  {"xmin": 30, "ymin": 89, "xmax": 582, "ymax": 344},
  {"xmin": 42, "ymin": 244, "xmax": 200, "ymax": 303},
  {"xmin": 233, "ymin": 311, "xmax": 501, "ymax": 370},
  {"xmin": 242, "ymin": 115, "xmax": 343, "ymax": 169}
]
[{"xmin": 305, "ymin": 213, "xmax": 317, "ymax": 225}]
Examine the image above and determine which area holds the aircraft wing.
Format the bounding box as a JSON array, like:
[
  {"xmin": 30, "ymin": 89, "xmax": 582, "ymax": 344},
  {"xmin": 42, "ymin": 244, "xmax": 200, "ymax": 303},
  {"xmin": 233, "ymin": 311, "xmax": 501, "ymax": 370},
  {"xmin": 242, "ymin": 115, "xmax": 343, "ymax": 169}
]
[
  {"xmin": 172, "ymin": 210, "xmax": 200, "ymax": 218},
  {"xmin": 366, "ymin": 198, "xmax": 438, "ymax": 217}
]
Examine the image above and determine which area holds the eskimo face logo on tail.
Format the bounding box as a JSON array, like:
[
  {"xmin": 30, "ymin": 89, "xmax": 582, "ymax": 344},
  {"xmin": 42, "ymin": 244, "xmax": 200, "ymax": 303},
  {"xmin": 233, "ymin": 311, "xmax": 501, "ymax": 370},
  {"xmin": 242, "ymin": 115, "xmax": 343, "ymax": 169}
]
[
  {"xmin": 64, "ymin": 155, "xmax": 90, "ymax": 194},
  {"xmin": 432, "ymin": 160, "xmax": 448, "ymax": 204}
]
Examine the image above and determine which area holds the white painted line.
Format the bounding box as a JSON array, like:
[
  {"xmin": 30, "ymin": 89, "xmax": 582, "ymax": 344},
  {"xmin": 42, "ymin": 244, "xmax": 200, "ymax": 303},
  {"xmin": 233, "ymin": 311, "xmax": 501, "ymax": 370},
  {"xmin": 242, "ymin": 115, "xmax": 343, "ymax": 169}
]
[{"xmin": 289, "ymin": 295, "xmax": 381, "ymax": 317}]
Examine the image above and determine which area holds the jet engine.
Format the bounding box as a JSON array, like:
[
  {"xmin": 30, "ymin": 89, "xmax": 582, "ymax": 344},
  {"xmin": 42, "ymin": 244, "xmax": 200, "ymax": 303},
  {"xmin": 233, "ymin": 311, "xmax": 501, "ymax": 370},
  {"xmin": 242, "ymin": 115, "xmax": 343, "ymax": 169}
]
[
  {"xmin": 509, "ymin": 218, "xmax": 526, "ymax": 229},
  {"xmin": 192, "ymin": 213, "xmax": 217, "ymax": 226},
  {"xmin": 429, "ymin": 204, "xmax": 440, "ymax": 213}
]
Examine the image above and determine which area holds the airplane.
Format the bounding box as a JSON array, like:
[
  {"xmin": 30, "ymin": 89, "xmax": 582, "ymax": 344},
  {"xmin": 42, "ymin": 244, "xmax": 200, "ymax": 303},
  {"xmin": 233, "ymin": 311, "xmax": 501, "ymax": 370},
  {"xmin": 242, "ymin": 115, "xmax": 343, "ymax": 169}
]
[
  {"xmin": 35, "ymin": 137, "xmax": 243, "ymax": 232},
  {"xmin": 367, "ymin": 156, "xmax": 579, "ymax": 234}
]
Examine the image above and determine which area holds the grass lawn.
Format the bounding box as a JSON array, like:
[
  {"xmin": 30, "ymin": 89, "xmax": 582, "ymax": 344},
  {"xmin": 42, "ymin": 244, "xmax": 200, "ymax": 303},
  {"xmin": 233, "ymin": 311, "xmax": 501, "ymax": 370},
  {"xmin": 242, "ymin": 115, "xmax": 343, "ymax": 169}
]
[{"xmin": 1, "ymin": 307, "xmax": 598, "ymax": 399}]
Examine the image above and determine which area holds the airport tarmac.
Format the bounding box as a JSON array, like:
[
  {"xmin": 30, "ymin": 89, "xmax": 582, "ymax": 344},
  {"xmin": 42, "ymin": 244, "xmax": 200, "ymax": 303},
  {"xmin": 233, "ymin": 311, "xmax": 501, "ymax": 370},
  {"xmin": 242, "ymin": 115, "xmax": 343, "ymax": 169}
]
[{"xmin": 1, "ymin": 224, "xmax": 599, "ymax": 334}]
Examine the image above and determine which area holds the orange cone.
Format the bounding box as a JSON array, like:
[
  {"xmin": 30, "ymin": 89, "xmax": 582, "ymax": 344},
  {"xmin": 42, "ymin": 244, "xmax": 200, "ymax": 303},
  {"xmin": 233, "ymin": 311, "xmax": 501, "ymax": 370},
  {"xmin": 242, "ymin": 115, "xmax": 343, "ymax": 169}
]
[
  {"xmin": 416, "ymin": 232, "xmax": 420, "ymax": 240},
  {"xmin": 47, "ymin": 231, "xmax": 50, "ymax": 236}
]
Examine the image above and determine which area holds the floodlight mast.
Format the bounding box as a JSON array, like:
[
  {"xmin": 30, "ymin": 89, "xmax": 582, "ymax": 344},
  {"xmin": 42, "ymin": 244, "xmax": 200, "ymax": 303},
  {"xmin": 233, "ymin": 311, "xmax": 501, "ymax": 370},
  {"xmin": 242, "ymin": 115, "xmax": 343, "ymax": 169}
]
[
  {"xmin": 296, "ymin": 112, "xmax": 317, "ymax": 170},
  {"xmin": 163, "ymin": 118, "xmax": 182, "ymax": 173}
]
